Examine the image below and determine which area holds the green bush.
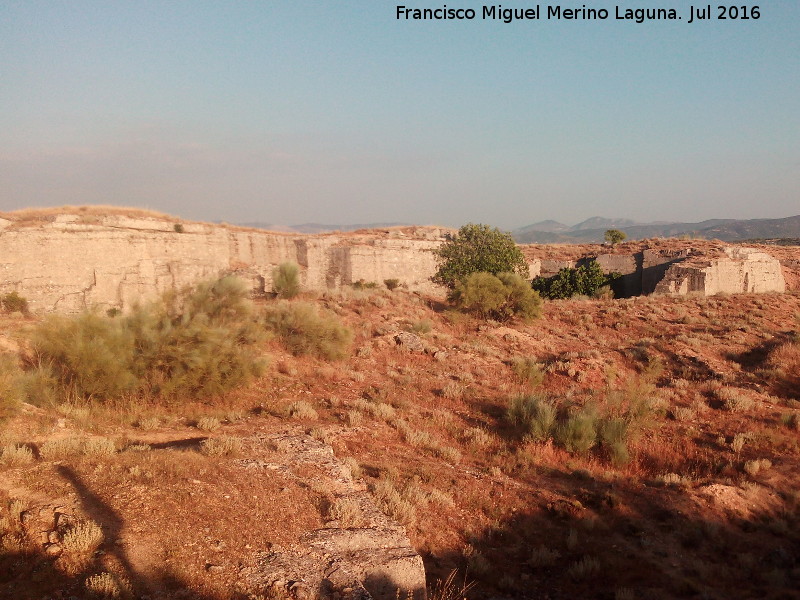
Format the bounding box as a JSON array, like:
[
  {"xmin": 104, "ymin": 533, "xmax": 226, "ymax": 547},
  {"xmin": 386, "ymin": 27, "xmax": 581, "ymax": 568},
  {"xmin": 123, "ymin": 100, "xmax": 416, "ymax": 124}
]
[
  {"xmin": 511, "ymin": 357, "xmax": 545, "ymax": 386},
  {"xmin": 1, "ymin": 291, "xmax": 29, "ymax": 314},
  {"xmin": 28, "ymin": 313, "xmax": 137, "ymax": 400},
  {"xmin": 272, "ymin": 262, "xmax": 301, "ymax": 299},
  {"xmin": 384, "ymin": 278, "xmax": 400, "ymax": 291},
  {"xmin": 125, "ymin": 277, "xmax": 265, "ymax": 398},
  {"xmin": 507, "ymin": 395, "xmax": 557, "ymax": 442},
  {"xmin": 264, "ymin": 300, "xmax": 353, "ymax": 360},
  {"xmin": 532, "ymin": 261, "xmax": 617, "ymax": 300},
  {"xmin": 432, "ymin": 223, "xmax": 528, "ymax": 289},
  {"xmin": 173, "ymin": 223, "xmax": 184, "ymax": 233},
  {"xmin": 23, "ymin": 276, "xmax": 265, "ymax": 402},
  {"xmin": 450, "ymin": 272, "xmax": 541, "ymax": 322},
  {"xmin": 555, "ymin": 408, "xmax": 598, "ymax": 454},
  {"xmin": 598, "ymin": 417, "xmax": 631, "ymax": 465}
]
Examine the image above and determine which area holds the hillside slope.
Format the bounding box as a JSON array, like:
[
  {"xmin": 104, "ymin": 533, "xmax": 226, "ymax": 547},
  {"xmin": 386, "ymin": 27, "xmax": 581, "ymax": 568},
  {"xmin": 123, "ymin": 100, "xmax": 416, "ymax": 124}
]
[{"xmin": 1, "ymin": 286, "xmax": 798, "ymax": 599}]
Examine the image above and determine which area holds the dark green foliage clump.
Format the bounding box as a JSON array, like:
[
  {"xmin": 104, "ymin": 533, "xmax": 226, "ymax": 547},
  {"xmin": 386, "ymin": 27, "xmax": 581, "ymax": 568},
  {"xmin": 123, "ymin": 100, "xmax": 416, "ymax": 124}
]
[
  {"xmin": 532, "ymin": 261, "xmax": 617, "ymax": 300},
  {"xmin": 450, "ymin": 272, "xmax": 541, "ymax": 322},
  {"xmin": 23, "ymin": 276, "xmax": 265, "ymax": 403},
  {"xmin": 264, "ymin": 301, "xmax": 353, "ymax": 360},
  {"xmin": 384, "ymin": 278, "xmax": 400, "ymax": 291},
  {"xmin": 272, "ymin": 262, "xmax": 301, "ymax": 299},
  {"xmin": 432, "ymin": 223, "xmax": 529, "ymax": 289},
  {"xmin": 1, "ymin": 291, "xmax": 29, "ymax": 314}
]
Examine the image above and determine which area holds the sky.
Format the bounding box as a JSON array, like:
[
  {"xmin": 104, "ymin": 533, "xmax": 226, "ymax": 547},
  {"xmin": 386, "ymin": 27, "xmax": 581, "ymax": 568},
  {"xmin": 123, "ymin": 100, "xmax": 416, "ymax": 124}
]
[{"xmin": 1, "ymin": 1, "xmax": 798, "ymax": 230}]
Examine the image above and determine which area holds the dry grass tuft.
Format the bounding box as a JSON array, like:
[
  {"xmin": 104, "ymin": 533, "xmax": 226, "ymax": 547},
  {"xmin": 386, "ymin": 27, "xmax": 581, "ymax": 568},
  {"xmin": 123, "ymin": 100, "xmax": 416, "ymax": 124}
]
[
  {"xmin": 59, "ymin": 519, "xmax": 104, "ymax": 575},
  {"xmin": 200, "ymin": 436, "xmax": 243, "ymax": 457},
  {"xmin": 284, "ymin": 401, "xmax": 319, "ymax": 420},
  {"xmin": 327, "ymin": 497, "xmax": 367, "ymax": 527},
  {"xmin": 84, "ymin": 571, "xmax": 133, "ymax": 598},
  {"xmin": 0, "ymin": 444, "xmax": 34, "ymax": 467},
  {"xmin": 195, "ymin": 416, "xmax": 221, "ymax": 432}
]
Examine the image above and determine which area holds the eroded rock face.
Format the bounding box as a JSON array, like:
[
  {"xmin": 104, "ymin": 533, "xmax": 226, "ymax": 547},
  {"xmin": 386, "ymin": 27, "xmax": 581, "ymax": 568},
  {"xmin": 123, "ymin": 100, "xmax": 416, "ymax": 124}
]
[
  {"xmin": 0, "ymin": 214, "xmax": 793, "ymax": 313},
  {"xmin": 654, "ymin": 247, "xmax": 786, "ymax": 295},
  {"xmin": 0, "ymin": 217, "xmax": 445, "ymax": 313}
]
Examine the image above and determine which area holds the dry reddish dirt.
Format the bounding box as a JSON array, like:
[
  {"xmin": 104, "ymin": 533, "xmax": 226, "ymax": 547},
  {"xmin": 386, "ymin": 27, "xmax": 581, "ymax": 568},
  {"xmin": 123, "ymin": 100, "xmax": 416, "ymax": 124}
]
[{"xmin": 1, "ymin": 286, "xmax": 799, "ymax": 600}]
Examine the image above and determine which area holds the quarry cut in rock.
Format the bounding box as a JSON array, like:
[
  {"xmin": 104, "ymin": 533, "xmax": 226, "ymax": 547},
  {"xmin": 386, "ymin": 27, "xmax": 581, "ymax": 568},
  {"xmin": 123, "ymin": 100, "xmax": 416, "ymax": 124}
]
[
  {"xmin": 0, "ymin": 212, "xmax": 793, "ymax": 312},
  {"xmin": 654, "ymin": 247, "xmax": 786, "ymax": 295}
]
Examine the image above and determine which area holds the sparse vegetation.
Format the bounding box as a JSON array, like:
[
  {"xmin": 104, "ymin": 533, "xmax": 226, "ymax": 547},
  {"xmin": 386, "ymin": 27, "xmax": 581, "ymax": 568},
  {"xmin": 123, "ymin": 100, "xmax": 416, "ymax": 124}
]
[
  {"xmin": 511, "ymin": 356, "xmax": 546, "ymax": 386},
  {"xmin": 604, "ymin": 229, "xmax": 627, "ymax": 246},
  {"xmin": 0, "ymin": 444, "xmax": 34, "ymax": 467},
  {"xmin": 0, "ymin": 232, "xmax": 798, "ymax": 600},
  {"xmin": 200, "ymin": 435, "xmax": 243, "ymax": 457},
  {"xmin": 84, "ymin": 571, "xmax": 132, "ymax": 598},
  {"xmin": 263, "ymin": 300, "xmax": 353, "ymax": 360},
  {"xmin": 272, "ymin": 261, "xmax": 301, "ymax": 298},
  {"xmin": 384, "ymin": 278, "xmax": 400, "ymax": 291},
  {"xmin": 59, "ymin": 519, "xmax": 104, "ymax": 575},
  {"xmin": 284, "ymin": 400, "xmax": 319, "ymax": 420},
  {"xmin": 20, "ymin": 276, "xmax": 265, "ymax": 403},
  {"xmin": 507, "ymin": 394, "xmax": 557, "ymax": 442}
]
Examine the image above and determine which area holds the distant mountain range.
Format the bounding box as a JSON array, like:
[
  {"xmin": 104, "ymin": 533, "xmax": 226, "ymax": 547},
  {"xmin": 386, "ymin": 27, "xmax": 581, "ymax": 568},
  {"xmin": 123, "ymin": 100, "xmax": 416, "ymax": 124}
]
[
  {"xmin": 511, "ymin": 215, "xmax": 800, "ymax": 243},
  {"xmin": 237, "ymin": 215, "xmax": 800, "ymax": 243},
  {"xmin": 239, "ymin": 222, "xmax": 412, "ymax": 234}
]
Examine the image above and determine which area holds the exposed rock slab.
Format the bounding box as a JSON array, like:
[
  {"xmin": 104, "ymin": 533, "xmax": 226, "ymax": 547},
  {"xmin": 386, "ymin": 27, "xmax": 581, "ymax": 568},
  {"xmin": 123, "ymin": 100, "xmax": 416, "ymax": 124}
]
[
  {"xmin": 240, "ymin": 432, "xmax": 426, "ymax": 600},
  {"xmin": 654, "ymin": 247, "xmax": 786, "ymax": 295}
]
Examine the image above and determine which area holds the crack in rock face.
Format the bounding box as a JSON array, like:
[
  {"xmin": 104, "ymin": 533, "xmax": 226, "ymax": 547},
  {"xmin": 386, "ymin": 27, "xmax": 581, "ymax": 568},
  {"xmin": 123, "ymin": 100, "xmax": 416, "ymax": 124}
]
[{"xmin": 239, "ymin": 432, "xmax": 427, "ymax": 600}]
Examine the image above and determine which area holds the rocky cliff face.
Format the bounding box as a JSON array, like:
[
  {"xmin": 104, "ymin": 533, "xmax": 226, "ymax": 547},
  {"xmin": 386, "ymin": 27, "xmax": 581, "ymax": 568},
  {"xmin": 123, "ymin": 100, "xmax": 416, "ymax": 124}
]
[
  {"xmin": 0, "ymin": 215, "xmax": 445, "ymax": 313},
  {"xmin": 654, "ymin": 247, "xmax": 786, "ymax": 295},
  {"xmin": 0, "ymin": 213, "xmax": 793, "ymax": 313}
]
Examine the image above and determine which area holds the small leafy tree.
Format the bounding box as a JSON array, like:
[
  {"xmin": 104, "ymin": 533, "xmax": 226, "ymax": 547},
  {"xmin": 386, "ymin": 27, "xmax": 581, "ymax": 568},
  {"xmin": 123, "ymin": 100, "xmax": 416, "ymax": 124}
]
[
  {"xmin": 450, "ymin": 272, "xmax": 541, "ymax": 322},
  {"xmin": 432, "ymin": 224, "xmax": 528, "ymax": 289},
  {"xmin": 604, "ymin": 229, "xmax": 627, "ymax": 246},
  {"xmin": 532, "ymin": 261, "xmax": 616, "ymax": 300}
]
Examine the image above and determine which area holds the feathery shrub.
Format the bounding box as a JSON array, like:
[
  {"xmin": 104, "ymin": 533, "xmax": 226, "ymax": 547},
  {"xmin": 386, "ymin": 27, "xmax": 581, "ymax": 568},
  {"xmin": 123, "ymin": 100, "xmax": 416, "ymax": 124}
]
[
  {"xmin": 272, "ymin": 261, "xmax": 301, "ymax": 298},
  {"xmin": 450, "ymin": 272, "xmax": 541, "ymax": 322},
  {"xmin": 263, "ymin": 300, "xmax": 353, "ymax": 360},
  {"xmin": 22, "ymin": 276, "xmax": 265, "ymax": 403}
]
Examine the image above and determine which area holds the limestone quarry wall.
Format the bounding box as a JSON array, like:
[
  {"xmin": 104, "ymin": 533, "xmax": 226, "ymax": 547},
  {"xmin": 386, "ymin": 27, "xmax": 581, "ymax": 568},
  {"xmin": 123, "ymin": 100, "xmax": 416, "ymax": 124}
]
[
  {"xmin": 654, "ymin": 248, "xmax": 786, "ymax": 295},
  {"xmin": 0, "ymin": 216, "xmax": 443, "ymax": 313},
  {"xmin": 0, "ymin": 214, "xmax": 792, "ymax": 313}
]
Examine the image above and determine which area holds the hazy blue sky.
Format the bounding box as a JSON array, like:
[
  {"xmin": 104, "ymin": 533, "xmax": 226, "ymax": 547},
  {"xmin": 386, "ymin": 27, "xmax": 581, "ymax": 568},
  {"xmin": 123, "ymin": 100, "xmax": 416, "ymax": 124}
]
[{"xmin": 2, "ymin": 1, "xmax": 798, "ymax": 229}]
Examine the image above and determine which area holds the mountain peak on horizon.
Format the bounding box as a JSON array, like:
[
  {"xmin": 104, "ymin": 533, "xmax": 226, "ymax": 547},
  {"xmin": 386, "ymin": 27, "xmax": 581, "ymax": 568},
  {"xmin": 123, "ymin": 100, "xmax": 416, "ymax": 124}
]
[{"xmin": 570, "ymin": 217, "xmax": 640, "ymax": 231}]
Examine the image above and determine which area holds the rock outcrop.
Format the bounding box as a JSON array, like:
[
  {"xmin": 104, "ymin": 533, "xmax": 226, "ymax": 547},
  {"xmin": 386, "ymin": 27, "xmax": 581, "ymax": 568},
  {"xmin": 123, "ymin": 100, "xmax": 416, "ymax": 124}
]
[
  {"xmin": 0, "ymin": 215, "xmax": 445, "ymax": 313},
  {"xmin": 240, "ymin": 432, "xmax": 426, "ymax": 600},
  {"xmin": 654, "ymin": 247, "xmax": 786, "ymax": 295},
  {"xmin": 0, "ymin": 212, "xmax": 794, "ymax": 313}
]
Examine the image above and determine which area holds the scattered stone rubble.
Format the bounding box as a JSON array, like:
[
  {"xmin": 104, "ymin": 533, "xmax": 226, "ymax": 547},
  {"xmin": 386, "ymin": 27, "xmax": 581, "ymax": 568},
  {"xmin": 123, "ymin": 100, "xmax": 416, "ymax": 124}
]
[{"xmin": 239, "ymin": 432, "xmax": 427, "ymax": 600}]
